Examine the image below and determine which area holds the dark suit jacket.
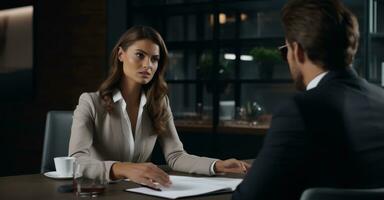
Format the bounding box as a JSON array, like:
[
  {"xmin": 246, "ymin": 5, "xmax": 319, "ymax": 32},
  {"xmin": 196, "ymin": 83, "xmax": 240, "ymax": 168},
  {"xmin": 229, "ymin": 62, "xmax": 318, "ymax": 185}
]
[{"xmin": 232, "ymin": 68, "xmax": 384, "ymax": 200}]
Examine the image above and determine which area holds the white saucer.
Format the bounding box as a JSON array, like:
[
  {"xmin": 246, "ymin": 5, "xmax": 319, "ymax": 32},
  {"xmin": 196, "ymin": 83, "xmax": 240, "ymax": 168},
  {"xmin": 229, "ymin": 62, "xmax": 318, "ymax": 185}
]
[{"xmin": 43, "ymin": 171, "xmax": 72, "ymax": 180}]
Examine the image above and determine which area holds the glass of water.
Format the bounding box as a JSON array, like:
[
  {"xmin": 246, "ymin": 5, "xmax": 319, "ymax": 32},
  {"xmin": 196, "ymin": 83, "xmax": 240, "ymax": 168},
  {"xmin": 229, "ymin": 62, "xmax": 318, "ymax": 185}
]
[
  {"xmin": 246, "ymin": 101, "xmax": 265, "ymax": 126},
  {"xmin": 73, "ymin": 158, "xmax": 107, "ymax": 197}
]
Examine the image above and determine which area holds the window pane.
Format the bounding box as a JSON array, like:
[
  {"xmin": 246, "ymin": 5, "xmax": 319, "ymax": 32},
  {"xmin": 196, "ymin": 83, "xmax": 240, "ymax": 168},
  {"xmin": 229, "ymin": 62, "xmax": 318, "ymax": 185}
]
[
  {"xmin": 219, "ymin": 83, "xmax": 235, "ymax": 121},
  {"xmin": 204, "ymin": 14, "xmax": 214, "ymax": 40},
  {"xmin": 168, "ymin": 83, "xmax": 196, "ymax": 116},
  {"xmin": 238, "ymin": 48, "xmax": 257, "ymax": 79},
  {"xmin": 186, "ymin": 50, "xmax": 198, "ymax": 79},
  {"xmin": 202, "ymin": 83, "xmax": 213, "ymax": 121},
  {"xmin": 241, "ymin": 47, "xmax": 290, "ymax": 80},
  {"xmin": 240, "ymin": 83, "xmax": 295, "ymax": 114},
  {"xmin": 219, "ymin": 48, "xmax": 236, "ymax": 80},
  {"xmin": 198, "ymin": 49, "xmax": 235, "ymax": 80},
  {"xmin": 132, "ymin": 15, "xmax": 163, "ymax": 33},
  {"xmin": 167, "ymin": 50, "xmax": 184, "ymax": 80},
  {"xmin": 187, "ymin": 15, "xmax": 197, "ymax": 41},
  {"xmin": 166, "ymin": 16, "xmax": 184, "ymax": 41},
  {"xmin": 167, "ymin": 50, "xmax": 197, "ymax": 80},
  {"xmin": 369, "ymin": 39, "xmax": 384, "ymax": 82},
  {"xmin": 197, "ymin": 50, "xmax": 213, "ymax": 80},
  {"xmin": 166, "ymin": 15, "xmax": 202, "ymax": 41},
  {"xmin": 219, "ymin": 12, "xmax": 236, "ymax": 39},
  {"xmin": 168, "ymin": 83, "xmax": 213, "ymax": 122},
  {"xmin": 240, "ymin": 11, "xmax": 282, "ymax": 38},
  {"xmin": 239, "ymin": 12, "xmax": 258, "ymax": 39}
]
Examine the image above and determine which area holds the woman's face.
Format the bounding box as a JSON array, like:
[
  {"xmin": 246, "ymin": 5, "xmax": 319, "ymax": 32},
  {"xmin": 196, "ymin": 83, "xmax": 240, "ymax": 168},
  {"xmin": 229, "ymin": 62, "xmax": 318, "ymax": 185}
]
[{"xmin": 118, "ymin": 39, "xmax": 160, "ymax": 85}]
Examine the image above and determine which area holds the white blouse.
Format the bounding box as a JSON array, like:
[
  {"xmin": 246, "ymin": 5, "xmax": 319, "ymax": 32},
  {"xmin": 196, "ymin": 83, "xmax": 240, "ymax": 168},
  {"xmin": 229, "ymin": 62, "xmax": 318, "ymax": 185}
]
[{"xmin": 112, "ymin": 89, "xmax": 147, "ymax": 162}]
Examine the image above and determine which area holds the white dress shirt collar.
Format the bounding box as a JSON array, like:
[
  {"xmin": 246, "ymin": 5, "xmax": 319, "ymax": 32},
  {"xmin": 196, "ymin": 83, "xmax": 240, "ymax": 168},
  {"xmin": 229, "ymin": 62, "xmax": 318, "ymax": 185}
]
[
  {"xmin": 112, "ymin": 89, "xmax": 147, "ymax": 107},
  {"xmin": 306, "ymin": 71, "xmax": 329, "ymax": 91}
]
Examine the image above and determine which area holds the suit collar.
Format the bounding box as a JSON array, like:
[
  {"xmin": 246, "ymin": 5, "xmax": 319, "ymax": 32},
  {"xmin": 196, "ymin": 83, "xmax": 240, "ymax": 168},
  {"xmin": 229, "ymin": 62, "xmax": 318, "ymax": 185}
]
[{"xmin": 317, "ymin": 67, "xmax": 359, "ymax": 87}]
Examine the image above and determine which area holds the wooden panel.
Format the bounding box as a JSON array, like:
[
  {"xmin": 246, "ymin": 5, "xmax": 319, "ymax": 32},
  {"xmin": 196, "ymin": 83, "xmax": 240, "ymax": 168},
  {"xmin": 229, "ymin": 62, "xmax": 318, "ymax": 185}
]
[{"xmin": 0, "ymin": 0, "xmax": 107, "ymax": 177}]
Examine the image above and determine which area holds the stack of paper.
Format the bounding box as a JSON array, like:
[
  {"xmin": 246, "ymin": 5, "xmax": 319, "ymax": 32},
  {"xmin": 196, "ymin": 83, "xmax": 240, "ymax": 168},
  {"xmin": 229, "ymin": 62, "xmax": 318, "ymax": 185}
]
[{"xmin": 125, "ymin": 175, "xmax": 243, "ymax": 199}]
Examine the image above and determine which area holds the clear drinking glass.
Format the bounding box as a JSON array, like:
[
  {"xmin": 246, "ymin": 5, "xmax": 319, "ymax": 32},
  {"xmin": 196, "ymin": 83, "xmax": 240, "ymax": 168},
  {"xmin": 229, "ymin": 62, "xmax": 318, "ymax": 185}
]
[
  {"xmin": 235, "ymin": 106, "xmax": 247, "ymax": 121},
  {"xmin": 246, "ymin": 101, "xmax": 265, "ymax": 126},
  {"xmin": 73, "ymin": 158, "xmax": 107, "ymax": 197}
]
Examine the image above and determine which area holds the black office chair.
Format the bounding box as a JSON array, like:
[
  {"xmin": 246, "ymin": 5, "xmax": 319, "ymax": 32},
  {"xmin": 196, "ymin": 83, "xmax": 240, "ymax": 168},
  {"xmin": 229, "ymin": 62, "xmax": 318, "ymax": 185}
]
[
  {"xmin": 40, "ymin": 111, "xmax": 73, "ymax": 173},
  {"xmin": 300, "ymin": 188, "xmax": 384, "ymax": 200}
]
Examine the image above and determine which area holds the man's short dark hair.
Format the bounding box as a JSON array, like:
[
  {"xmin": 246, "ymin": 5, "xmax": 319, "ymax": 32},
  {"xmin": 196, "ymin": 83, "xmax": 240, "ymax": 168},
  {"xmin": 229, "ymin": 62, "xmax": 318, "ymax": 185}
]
[{"xmin": 281, "ymin": 0, "xmax": 360, "ymax": 70}]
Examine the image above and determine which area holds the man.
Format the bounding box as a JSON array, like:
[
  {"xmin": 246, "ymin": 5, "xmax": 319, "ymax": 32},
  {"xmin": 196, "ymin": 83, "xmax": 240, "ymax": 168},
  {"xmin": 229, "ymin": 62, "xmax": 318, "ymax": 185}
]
[{"xmin": 232, "ymin": 0, "xmax": 384, "ymax": 200}]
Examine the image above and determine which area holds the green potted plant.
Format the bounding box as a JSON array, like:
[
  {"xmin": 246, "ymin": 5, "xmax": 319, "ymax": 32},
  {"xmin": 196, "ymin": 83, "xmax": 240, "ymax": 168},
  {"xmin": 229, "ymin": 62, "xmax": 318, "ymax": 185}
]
[
  {"xmin": 249, "ymin": 47, "xmax": 282, "ymax": 79},
  {"xmin": 198, "ymin": 53, "xmax": 232, "ymax": 93}
]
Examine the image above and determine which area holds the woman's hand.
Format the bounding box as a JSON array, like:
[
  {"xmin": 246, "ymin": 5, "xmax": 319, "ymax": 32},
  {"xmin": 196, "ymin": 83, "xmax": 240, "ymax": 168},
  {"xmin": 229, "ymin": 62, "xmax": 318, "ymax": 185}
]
[
  {"xmin": 111, "ymin": 162, "xmax": 172, "ymax": 188},
  {"xmin": 214, "ymin": 159, "xmax": 251, "ymax": 174}
]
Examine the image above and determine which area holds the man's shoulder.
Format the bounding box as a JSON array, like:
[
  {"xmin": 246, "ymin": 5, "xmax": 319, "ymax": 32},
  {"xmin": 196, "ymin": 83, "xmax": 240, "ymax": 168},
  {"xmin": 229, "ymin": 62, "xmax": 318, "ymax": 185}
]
[
  {"xmin": 273, "ymin": 96, "xmax": 302, "ymax": 117},
  {"xmin": 294, "ymin": 80, "xmax": 344, "ymax": 106},
  {"xmin": 272, "ymin": 88, "xmax": 334, "ymax": 119},
  {"xmin": 298, "ymin": 76, "xmax": 384, "ymax": 105}
]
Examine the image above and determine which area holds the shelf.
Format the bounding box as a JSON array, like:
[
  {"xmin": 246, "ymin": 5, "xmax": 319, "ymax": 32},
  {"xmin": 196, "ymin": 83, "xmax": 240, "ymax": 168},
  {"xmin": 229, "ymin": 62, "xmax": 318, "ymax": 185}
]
[
  {"xmin": 217, "ymin": 120, "xmax": 269, "ymax": 135},
  {"xmin": 367, "ymin": 79, "xmax": 384, "ymax": 85},
  {"xmin": 166, "ymin": 79, "xmax": 293, "ymax": 84},
  {"xmin": 167, "ymin": 38, "xmax": 285, "ymax": 49},
  {"xmin": 166, "ymin": 80, "xmax": 201, "ymax": 83},
  {"xmin": 174, "ymin": 120, "xmax": 213, "ymax": 133},
  {"xmin": 219, "ymin": 79, "xmax": 292, "ymax": 84},
  {"xmin": 370, "ymin": 33, "xmax": 384, "ymax": 39},
  {"xmin": 130, "ymin": 0, "xmax": 287, "ymax": 14},
  {"xmin": 174, "ymin": 119, "xmax": 270, "ymax": 135}
]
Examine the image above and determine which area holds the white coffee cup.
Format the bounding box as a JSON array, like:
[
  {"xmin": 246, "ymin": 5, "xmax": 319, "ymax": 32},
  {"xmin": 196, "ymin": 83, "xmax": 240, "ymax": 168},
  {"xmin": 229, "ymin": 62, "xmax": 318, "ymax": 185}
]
[{"xmin": 54, "ymin": 156, "xmax": 75, "ymax": 177}]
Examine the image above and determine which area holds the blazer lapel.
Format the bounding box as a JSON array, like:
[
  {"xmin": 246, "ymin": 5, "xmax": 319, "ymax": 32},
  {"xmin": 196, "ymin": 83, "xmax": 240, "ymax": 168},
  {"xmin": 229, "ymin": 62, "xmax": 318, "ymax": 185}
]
[
  {"xmin": 109, "ymin": 109, "xmax": 125, "ymax": 161},
  {"xmin": 135, "ymin": 108, "xmax": 157, "ymax": 162}
]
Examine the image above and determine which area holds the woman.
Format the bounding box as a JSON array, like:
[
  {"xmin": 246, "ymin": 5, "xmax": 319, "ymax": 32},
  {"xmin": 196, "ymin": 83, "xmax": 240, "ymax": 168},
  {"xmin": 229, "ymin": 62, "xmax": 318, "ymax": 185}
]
[{"xmin": 69, "ymin": 26, "xmax": 250, "ymax": 189}]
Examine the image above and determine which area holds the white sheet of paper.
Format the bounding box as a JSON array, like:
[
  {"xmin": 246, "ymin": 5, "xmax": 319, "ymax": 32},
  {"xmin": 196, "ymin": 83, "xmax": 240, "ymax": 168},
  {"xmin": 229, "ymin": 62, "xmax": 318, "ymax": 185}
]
[{"xmin": 125, "ymin": 175, "xmax": 243, "ymax": 199}]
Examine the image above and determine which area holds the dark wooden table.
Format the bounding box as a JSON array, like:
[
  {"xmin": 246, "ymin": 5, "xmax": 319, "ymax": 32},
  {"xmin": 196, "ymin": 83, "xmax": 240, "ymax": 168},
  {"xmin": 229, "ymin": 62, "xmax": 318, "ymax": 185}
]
[{"xmin": 0, "ymin": 169, "xmax": 245, "ymax": 200}]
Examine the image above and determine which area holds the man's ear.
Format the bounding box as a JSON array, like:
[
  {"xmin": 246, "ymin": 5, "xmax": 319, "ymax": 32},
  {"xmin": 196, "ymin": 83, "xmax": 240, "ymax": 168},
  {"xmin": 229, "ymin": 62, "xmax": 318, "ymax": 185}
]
[{"xmin": 294, "ymin": 42, "xmax": 306, "ymax": 64}]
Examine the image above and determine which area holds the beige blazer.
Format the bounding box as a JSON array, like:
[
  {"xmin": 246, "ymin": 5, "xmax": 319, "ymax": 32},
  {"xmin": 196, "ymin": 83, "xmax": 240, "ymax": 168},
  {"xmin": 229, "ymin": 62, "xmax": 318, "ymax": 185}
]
[{"xmin": 69, "ymin": 92, "xmax": 217, "ymax": 181}]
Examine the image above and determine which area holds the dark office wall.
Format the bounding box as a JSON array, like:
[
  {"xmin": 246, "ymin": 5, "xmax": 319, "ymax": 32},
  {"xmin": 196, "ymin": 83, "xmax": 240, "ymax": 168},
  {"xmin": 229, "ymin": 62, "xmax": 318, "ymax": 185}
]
[
  {"xmin": 107, "ymin": 0, "xmax": 127, "ymax": 54},
  {"xmin": 0, "ymin": 0, "xmax": 263, "ymax": 177},
  {"xmin": 0, "ymin": 0, "xmax": 107, "ymax": 176}
]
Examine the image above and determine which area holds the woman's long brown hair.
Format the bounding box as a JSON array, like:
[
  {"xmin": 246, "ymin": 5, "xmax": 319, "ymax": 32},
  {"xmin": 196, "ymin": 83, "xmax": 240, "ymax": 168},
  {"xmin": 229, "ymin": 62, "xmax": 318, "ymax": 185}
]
[{"xmin": 98, "ymin": 26, "xmax": 169, "ymax": 135}]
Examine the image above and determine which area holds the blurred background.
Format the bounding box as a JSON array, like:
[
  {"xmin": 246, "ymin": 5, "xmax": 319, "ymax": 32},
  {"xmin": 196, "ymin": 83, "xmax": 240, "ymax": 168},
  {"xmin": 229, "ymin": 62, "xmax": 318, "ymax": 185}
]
[{"xmin": 0, "ymin": 0, "xmax": 383, "ymax": 177}]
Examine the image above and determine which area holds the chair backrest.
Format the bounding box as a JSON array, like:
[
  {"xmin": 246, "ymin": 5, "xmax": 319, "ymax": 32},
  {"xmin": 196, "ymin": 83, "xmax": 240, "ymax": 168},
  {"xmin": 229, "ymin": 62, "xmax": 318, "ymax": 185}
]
[
  {"xmin": 300, "ymin": 188, "xmax": 384, "ymax": 200},
  {"xmin": 40, "ymin": 111, "xmax": 73, "ymax": 173}
]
